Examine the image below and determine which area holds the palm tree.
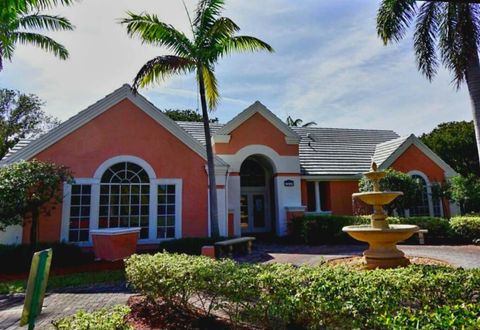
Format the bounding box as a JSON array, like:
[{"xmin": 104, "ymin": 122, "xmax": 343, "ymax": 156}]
[
  {"xmin": 121, "ymin": 0, "xmax": 273, "ymax": 237},
  {"xmin": 286, "ymin": 116, "xmax": 317, "ymax": 127},
  {"xmin": 0, "ymin": 0, "xmax": 75, "ymax": 71},
  {"xmin": 377, "ymin": 1, "xmax": 480, "ymax": 164}
]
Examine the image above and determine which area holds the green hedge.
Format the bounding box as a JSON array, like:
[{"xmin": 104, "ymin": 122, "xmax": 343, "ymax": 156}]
[
  {"xmin": 450, "ymin": 217, "xmax": 480, "ymax": 242},
  {"xmin": 125, "ymin": 253, "xmax": 480, "ymax": 329},
  {"xmin": 52, "ymin": 305, "xmax": 131, "ymax": 330},
  {"xmin": 0, "ymin": 243, "xmax": 94, "ymax": 274},
  {"xmin": 290, "ymin": 215, "xmax": 474, "ymax": 244}
]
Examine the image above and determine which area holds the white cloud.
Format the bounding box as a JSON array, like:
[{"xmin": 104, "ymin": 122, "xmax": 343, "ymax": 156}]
[{"xmin": 0, "ymin": 0, "xmax": 473, "ymax": 136}]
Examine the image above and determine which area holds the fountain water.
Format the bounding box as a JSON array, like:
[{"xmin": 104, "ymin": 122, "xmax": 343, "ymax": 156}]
[{"xmin": 342, "ymin": 163, "xmax": 419, "ymax": 269}]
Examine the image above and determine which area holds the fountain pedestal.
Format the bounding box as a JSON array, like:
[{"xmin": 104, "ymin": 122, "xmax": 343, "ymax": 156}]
[{"xmin": 342, "ymin": 164, "xmax": 418, "ymax": 269}]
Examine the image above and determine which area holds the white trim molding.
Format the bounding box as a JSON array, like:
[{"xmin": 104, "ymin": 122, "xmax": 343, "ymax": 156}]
[
  {"xmin": 94, "ymin": 155, "xmax": 157, "ymax": 180},
  {"xmin": 61, "ymin": 157, "xmax": 184, "ymax": 246},
  {"xmin": 1, "ymin": 84, "xmax": 228, "ymax": 168},
  {"xmin": 214, "ymin": 101, "xmax": 301, "ymax": 145},
  {"xmin": 380, "ymin": 134, "xmax": 457, "ymax": 178}
]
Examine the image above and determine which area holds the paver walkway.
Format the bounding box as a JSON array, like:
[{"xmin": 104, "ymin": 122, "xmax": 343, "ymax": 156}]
[
  {"xmin": 235, "ymin": 243, "xmax": 480, "ymax": 269},
  {"xmin": 0, "ymin": 284, "xmax": 132, "ymax": 330}
]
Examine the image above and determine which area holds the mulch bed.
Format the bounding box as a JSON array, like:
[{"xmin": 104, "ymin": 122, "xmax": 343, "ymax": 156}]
[
  {"xmin": 126, "ymin": 296, "xmax": 235, "ymax": 330},
  {"xmin": 0, "ymin": 260, "xmax": 124, "ymax": 282},
  {"xmin": 327, "ymin": 256, "xmax": 451, "ymax": 270}
]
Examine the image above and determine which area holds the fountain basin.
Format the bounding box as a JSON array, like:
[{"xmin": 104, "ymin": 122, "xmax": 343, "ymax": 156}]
[
  {"xmin": 343, "ymin": 224, "xmax": 419, "ymax": 269},
  {"xmin": 352, "ymin": 191, "xmax": 403, "ymax": 206}
]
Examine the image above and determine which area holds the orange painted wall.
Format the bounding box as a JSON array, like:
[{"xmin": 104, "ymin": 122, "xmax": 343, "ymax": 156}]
[
  {"xmin": 300, "ymin": 180, "xmax": 308, "ymax": 206},
  {"xmin": 328, "ymin": 181, "xmax": 359, "ymax": 215},
  {"xmin": 390, "ymin": 145, "xmax": 445, "ymax": 182},
  {"xmin": 214, "ymin": 113, "xmax": 298, "ymax": 156},
  {"xmin": 22, "ymin": 99, "xmax": 209, "ymax": 243}
]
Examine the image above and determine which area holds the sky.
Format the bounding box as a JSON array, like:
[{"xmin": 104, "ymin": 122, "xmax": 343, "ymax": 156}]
[{"xmin": 0, "ymin": 0, "xmax": 473, "ymax": 136}]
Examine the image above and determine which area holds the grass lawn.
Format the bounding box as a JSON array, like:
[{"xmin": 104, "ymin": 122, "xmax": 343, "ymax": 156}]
[{"xmin": 0, "ymin": 270, "xmax": 125, "ymax": 295}]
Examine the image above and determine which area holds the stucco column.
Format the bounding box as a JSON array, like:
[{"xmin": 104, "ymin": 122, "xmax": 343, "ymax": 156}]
[{"xmin": 274, "ymin": 176, "xmax": 302, "ymax": 236}]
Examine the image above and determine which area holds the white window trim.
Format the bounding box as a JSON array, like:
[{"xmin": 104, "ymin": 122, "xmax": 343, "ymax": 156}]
[
  {"xmin": 62, "ymin": 158, "xmax": 183, "ymax": 246},
  {"xmin": 61, "ymin": 178, "xmax": 98, "ymax": 247},
  {"xmin": 407, "ymin": 170, "xmax": 443, "ymax": 217}
]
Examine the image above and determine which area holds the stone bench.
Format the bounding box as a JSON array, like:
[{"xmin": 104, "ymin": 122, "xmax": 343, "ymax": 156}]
[
  {"xmin": 418, "ymin": 229, "xmax": 428, "ymax": 245},
  {"xmin": 215, "ymin": 237, "xmax": 255, "ymax": 258}
]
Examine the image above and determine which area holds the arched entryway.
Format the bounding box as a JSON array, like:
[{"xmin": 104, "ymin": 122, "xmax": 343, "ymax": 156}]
[{"xmin": 239, "ymin": 155, "xmax": 275, "ymax": 234}]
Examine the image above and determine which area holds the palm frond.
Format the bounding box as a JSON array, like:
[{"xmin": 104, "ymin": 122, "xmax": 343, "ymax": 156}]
[
  {"xmin": 199, "ymin": 65, "xmax": 219, "ymax": 109},
  {"xmin": 18, "ymin": 14, "xmax": 74, "ymax": 31},
  {"xmin": 121, "ymin": 12, "xmax": 194, "ymax": 57},
  {"xmin": 13, "ymin": 31, "xmax": 68, "ymax": 59},
  {"xmin": 302, "ymin": 121, "xmax": 317, "ymax": 127},
  {"xmin": 414, "ymin": 2, "xmax": 440, "ymax": 81},
  {"xmin": 215, "ymin": 35, "xmax": 273, "ymax": 60},
  {"xmin": 377, "ymin": 0, "xmax": 417, "ymax": 44},
  {"xmin": 193, "ymin": 0, "xmax": 225, "ymax": 32},
  {"xmin": 438, "ymin": 3, "xmax": 480, "ymax": 87},
  {"xmin": 132, "ymin": 55, "xmax": 195, "ymax": 92}
]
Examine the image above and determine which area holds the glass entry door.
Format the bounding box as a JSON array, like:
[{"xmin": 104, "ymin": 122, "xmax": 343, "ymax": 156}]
[{"xmin": 240, "ymin": 189, "xmax": 270, "ymax": 233}]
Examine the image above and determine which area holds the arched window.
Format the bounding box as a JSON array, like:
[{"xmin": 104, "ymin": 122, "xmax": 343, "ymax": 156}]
[
  {"xmin": 99, "ymin": 162, "xmax": 150, "ymax": 238},
  {"xmin": 410, "ymin": 174, "xmax": 430, "ymax": 217}
]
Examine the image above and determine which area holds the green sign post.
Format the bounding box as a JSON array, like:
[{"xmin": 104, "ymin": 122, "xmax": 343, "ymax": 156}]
[{"xmin": 20, "ymin": 248, "xmax": 53, "ymax": 330}]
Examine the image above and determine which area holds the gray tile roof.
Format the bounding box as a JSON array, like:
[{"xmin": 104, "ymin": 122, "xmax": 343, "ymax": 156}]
[
  {"xmin": 177, "ymin": 122, "xmax": 400, "ymax": 176},
  {"xmin": 1, "ymin": 139, "xmax": 33, "ymax": 164},
  {"xmin": 3, "ymin": 122, "xmax": 402, "ymax": 177},
  {"xmin": 372, "ymin": 135, "xmax": 410, "ymax": 167}
]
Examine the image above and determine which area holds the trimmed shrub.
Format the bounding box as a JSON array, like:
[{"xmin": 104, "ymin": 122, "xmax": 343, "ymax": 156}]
[
  {"xmin": 125, "ymin": 252, "xmax": 480, "ymax": 329},
  {"xmin": 290, "ymin": 215, "xmax": 453, "ymax": 244},
  {"xmin": 52, "ymin": 305, "xmax": 131, "ymax": 330},
  {"xmin": 450, "ymin": 216, "xmax": 480, "ymax": 242},
  {"xmin": 0, "ymin": 242, "xmax": 94, "ymax": 274}
]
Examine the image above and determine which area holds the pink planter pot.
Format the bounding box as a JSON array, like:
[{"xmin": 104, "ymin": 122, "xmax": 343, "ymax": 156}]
[{"xmin": 91, "ymin": 228, "xmax": 140, "ymax": 261}]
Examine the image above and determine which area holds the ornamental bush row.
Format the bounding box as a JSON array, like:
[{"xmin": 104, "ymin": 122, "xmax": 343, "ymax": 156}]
[
  {"xmin": 125, "ymin": 252, "xmax": 480, "ymax": 329},
  {"xmin": 290, "ymin": 215, "xmax": 480, "ymax": 244}
]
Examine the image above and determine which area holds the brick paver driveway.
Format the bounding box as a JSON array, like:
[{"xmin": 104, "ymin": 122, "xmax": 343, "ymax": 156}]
[
  {"xmin": 236, "ymin": 243, "xmax": 480, "ymax": 269},
  {"xmin": 0, "ymin": 284, "xmax": 132, "ymax": 330}
]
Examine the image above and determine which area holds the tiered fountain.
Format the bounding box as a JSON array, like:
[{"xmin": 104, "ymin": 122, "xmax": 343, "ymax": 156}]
[{"xmin": 342, "ymin": 162, "xmax": 419, "ymax": 269}]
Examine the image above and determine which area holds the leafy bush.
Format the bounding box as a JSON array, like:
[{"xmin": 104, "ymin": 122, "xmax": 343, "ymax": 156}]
[
  {"xmin": 359, "ymin": 168, "xmax": 422, "ymax": 215},
  {"xmin": 125, "ymin": 252, "xmax": 480, "ymax": 329},
  {"xmin": 0, "ymin": 242, "xmax": 94, "ymax": 274},
  {"xmin": 290, "ymin": 215, "xmax": 452, "ymax": 244},
  {"xmin": 52, "ymin": 305, "xmax": 131, "ymax": 330},
  {"xmin": 450, "ymin": 217, "xmax": 480, "ymax": 242},
  {"xmin": 157, "ymin": 237, "xmax": 222, "ymax": 255}
]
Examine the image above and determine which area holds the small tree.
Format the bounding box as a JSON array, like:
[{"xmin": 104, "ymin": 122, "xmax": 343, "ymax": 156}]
[
  {"xmin": 359, "ymin": 168, "xmax": 421, "ymax": 215},
  {"xmin": 163, "ymin": 109, "xmax": 218, "ymax": 123},
  {"xmin": 0, "ymin": 160, "xmax": 73, "ymax": 245},
  {"xmin": 420, "ymin": 121, "xmax": 479, "ymax": 177},
  {"xmin": 446, "ymin": 174, "xmax": 480, "ymax": 215},
  {"xmin": 0, "ymin": 89, "xmax": 60, "ymax": 159}
]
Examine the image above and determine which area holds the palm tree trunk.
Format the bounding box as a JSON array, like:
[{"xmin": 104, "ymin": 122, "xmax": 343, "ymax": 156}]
[
  {"xmin": 466, "ymin": 51, "xmax": 480, "ymax": 165},
  {"xmin": 198, "ymin": 70, "xmax": 220, "ymax": 238}
]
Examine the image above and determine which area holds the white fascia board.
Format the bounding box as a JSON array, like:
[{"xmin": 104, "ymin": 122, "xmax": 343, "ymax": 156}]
[
  {"xmin": 212, "ymin": 135, "xmax": 231, "ymax": 144},
  {"xmin": 3, "ymin": 84, "xmax": 228, "ymax": 168},
  {"xmin": 379, "ymin": 134, "xmax": 458, "ymax": 178},
  {"xmin": 215, "ymin": 101, "xmax": 300, "ymax": 144}
]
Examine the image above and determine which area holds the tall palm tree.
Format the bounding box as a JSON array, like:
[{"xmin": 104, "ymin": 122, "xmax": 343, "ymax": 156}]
[
  {"xmin": 286, "ymin": 116, "xmax": 317, "ymax": 127},
  {"xmin": 0, "ymin": 0, "xmax": 75, "ymax": 71},
  {"xmin": 377, "ymin": 1, "xmax": 480, "ymax": 164},
  {"xmin": 121, "ymin": 0, "xmax": 273, "ymax": 237}
]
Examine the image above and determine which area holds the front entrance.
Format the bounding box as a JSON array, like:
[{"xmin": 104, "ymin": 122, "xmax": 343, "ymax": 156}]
[{"xmin": 239, "ymin": 156, "xmax": 274, "ymax": 233}]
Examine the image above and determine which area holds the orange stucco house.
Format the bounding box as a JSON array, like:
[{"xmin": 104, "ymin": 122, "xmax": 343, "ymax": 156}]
[{"xmin": 0, "ymin": 85, "xmax": 458, "ymax": 246}]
